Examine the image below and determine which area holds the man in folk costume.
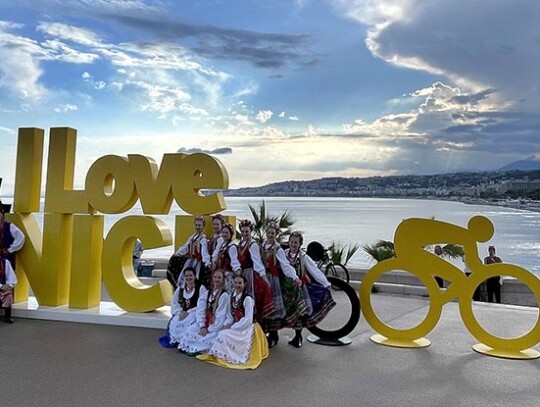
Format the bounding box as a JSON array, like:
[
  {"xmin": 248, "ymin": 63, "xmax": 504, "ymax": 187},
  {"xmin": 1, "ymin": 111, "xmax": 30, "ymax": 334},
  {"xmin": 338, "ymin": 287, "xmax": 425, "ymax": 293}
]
[
  {"xmin": 0, "ymin": 256, "xmax": 17, "ymax": 323},
  {"xmin": 0, "ymin": 201, "xmax": 25, "ymax": 270},
  {"xmin": 0, "ymin": 201, "xmax": 23, "ymax": 324}
]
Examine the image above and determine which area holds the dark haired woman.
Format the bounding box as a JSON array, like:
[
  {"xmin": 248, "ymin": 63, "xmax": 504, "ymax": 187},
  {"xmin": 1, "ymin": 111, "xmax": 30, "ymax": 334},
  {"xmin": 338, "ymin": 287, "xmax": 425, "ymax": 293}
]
[
  {"xmin": 177, "ymin": 270, "xmax": 231, "ymax": 355},
  {"xmin": 237, "ymin": 219, "xmax": 275, "ymax": 323},
  {"xmin": 161, "ymin": 267, "xmax": 207, "ymax": 347},
  {"xmin": 198, "ymin": 274, "xmax": 269, "ymax": 369},
  {"xmin": 213, "ymin": 223, "xmax": 241, "ymax": 293},
  {"xmin": 261, "ymin": 222, "xmax": 307, "ymax": 348},
  {"xmin": 285, "ymin": 232, "xmax": 336, "ymax": 348}
]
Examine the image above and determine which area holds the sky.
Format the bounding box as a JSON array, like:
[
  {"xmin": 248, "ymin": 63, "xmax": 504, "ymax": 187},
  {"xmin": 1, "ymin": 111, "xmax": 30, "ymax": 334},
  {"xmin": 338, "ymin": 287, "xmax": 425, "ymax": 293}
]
[{"xmin": 1, "ymin": 0, "xmax": 540, "ymax": 194}]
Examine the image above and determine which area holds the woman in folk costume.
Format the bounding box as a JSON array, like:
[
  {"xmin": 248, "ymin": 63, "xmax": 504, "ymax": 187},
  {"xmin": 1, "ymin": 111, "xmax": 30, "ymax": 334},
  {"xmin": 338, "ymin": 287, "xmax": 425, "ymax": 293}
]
[
  {"xmin": 0, "ymin": 256, "xmax": 17, "ymax": 323},
  {"xmin": 261, "ymin": 222, "xmax": 307, "ymax": 348},
  {"xmin": 237, "ymin": 219, "xmax": 275, "ymax": 323},
  {"xmin": 285, "ymin": 232, "xmax": 336, "ymax": 348},
  {"xmin": 213, "ymin": 223, "xmax": 241, "ymax": 293},
  {"xmin": 177, "ymin": 270, "xmax": 232, "ymax": 356},
  {"xmin": 198, "ymin": 274, "xmax": 269, "ymax": 369},
  {"xmin": 173, "ymin": 216, "xmax": 211, "ymax": 288},
  {"xmin": 159, "ymin": 267, "xmax": 207, "ymax": 348}
]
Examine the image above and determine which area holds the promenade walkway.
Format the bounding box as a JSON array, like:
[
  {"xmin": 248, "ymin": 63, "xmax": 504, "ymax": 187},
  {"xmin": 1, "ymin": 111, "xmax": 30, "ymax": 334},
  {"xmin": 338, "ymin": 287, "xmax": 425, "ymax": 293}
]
[{"xmin": 3, "ymin": 292, "xmax": 540, "ymax": 407}]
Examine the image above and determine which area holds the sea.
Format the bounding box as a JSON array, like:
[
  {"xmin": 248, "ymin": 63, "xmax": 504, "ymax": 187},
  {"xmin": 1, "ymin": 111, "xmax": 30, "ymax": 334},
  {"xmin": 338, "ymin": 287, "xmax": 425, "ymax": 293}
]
[{"xmin": 8, "ymin": 197, "xmax": 540, "ymax": 275}]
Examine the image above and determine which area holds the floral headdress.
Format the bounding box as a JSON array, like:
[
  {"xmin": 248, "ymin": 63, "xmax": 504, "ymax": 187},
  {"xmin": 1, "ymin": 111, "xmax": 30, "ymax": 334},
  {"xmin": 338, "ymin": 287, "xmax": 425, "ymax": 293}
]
[
  {"xmin": 222, "ymin": 222, "xmax": 235, "ymax": 236},
  {"xmin": 239, "ymin": 219, "xmax": 254, "ymax": 231},
  {"xmin": 212, "ymin": 214, "xmax": 225, "ymax": 224},
  {"xmin": 194, "ymin": 215, "xmax": 206, "ymax": 225},
  {"xmin": 265, "ymin": 221, "xmax": 280, "ymax": 235}
]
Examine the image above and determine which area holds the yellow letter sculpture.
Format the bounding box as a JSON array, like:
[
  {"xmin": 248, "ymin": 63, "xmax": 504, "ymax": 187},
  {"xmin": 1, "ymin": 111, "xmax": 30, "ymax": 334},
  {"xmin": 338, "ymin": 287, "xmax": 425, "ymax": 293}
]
[{"xmin": 9, "ymin": 126, "xmax": 231, "ymax": 315}]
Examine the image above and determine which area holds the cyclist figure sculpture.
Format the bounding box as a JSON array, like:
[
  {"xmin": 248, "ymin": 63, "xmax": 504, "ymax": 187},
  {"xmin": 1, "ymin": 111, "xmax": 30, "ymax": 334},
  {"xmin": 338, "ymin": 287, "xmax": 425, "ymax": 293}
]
[{"xmin": 360, "ymin": 216, "xmax": 540, "ymax": 360}]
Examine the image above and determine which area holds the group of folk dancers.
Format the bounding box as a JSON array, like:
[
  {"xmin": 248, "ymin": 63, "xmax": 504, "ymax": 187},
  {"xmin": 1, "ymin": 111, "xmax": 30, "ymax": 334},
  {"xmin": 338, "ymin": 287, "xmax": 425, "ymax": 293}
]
[{"xmin": 160, "ymin": 215, "xmax": 336, "ymax": 369}]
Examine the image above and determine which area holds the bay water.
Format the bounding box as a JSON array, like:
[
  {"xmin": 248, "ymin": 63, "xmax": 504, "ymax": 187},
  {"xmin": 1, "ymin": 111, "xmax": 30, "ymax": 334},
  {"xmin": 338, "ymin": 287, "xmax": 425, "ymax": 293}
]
[{"xmin": 92, "ymin": 197, "xmax": 540, "ymax": 275}]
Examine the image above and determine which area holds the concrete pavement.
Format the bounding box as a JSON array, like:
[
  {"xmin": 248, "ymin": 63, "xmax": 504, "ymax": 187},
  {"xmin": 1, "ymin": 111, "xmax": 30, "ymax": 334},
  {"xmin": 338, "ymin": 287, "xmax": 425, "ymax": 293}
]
[{"xmin": 2, "ymin": 293, "xmax": 540, "ymax": 407}]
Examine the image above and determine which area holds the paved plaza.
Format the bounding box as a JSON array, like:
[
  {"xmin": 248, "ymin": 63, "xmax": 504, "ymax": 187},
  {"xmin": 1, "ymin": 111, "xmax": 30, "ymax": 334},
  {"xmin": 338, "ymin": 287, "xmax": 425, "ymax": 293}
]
[{"xmin": 3, "ymin": 293, "xmax": 540, "ymax": 407}]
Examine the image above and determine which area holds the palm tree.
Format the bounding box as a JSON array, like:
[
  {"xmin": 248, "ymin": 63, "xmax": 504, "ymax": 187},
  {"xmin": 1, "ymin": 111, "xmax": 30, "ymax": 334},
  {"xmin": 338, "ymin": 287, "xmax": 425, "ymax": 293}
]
[
  {"xmin": 363, "ymin": 240, "xmax": 396, "ymax": 263},
  {"xmin": 329, "ymin": 242, "xmax": 361, "ymax": 266},
  {"xmin": 248, "ymin": 200, "xmax": 295, "ymax": 244}
]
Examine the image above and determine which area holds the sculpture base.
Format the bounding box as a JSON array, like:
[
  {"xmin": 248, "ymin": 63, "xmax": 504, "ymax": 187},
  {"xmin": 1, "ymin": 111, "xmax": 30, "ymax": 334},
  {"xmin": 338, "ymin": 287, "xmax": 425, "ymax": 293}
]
[
  {"xmin": 472, "ymin": 343, "xmax": 540, "ymax": 360},
  {"xmin": 370, "ymin": 334, "xmax": 431, "ymax": 348},
  {"xmin": 307, "ymin": 334, "xmax": 352, "ymax": 346}
]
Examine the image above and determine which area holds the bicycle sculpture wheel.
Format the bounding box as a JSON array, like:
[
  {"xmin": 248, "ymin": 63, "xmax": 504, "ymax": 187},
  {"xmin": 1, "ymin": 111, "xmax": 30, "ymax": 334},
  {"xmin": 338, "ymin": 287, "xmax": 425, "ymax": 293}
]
[
  {"xmin": 360, "ymin": 216, "xmax": 540, "ymax": 360},
  {"xmin": 307, "ymin": 276, "xmax": 361, "ymax": 346}
]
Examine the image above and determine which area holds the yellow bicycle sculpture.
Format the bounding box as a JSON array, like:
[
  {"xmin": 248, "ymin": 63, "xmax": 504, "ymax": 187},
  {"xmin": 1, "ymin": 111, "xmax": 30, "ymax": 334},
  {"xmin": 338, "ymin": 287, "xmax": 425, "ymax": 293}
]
[{"xmin": 360, "ymin": 216, "xmax": 540, "ymax": 360}]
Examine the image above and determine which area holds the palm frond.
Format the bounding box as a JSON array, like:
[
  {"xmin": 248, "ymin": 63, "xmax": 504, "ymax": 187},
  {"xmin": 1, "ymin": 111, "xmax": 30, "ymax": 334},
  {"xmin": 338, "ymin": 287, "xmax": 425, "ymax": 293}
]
[
  {"xmin": 442, "ymin": 244, "xmax": 465, "ymax": 259},
  {"xmin": 344, "ymin": 243, "xmax": 361, "ymax": 265},
  {"xmin": 248, "ymin": 200, "xmax": 295, "ymax": 244},
  {"xmin": 363, "ymin": 240, "xmax": 396, "ymax": 263}
]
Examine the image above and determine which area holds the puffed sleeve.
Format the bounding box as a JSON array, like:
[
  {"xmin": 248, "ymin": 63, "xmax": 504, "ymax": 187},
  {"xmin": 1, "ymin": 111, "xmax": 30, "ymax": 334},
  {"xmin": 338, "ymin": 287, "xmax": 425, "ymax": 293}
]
[
  {"xmin": 249, "ymin": 242, "xmax": 266, "ymax": 277},
  {"xmin": 8, "ymin": 223, "xmax": 25, "ymax": 253},
  {"xmin": 231, "ymin": 296, "xmax": 254, "ymax": 331},
  {"xmin": 170, "ymin": 287, "xmax": 181, "ymax": 316},
  {"xmin": 201, "ymin": 235, "xmax": 211, "ymax": 266},
  {"xmin": 275, "ymin": 247, "xmax": 300, "ymax": 280},
  {"xmin": 174, "ymin": 234, "xmax": 192, "ymax": 256},
  {"xmin": 303, "ymin": 253, "xmax": 331, "ymax": 287},
  {"xmin": 208, "ymin": 292, "xmax": 232, "ymax": 333},
  {"xmin": 228, "ymin": 244, "xmax": 241, "ymax": 273},
  {"xmin": 196, "ymin": 287, "xmax": 208, "ymax": 328}
]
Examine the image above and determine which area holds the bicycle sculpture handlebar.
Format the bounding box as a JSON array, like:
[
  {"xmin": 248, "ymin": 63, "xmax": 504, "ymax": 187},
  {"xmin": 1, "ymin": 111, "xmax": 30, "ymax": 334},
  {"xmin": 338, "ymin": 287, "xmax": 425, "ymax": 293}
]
[{"xmin": 360, "ymin": 215, "xmax": 540, "ymax": 360}]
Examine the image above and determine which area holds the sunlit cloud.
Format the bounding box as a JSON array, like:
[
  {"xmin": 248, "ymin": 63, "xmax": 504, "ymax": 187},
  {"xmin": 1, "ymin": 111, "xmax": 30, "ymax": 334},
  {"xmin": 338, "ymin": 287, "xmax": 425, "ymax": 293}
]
[
  {"xmin": 256, "ymin": 110, "xmax": 273, "ymax": 123},
  {"xmin": 54, "ymin": 103, "xmax": 78, "ymax": 113}
]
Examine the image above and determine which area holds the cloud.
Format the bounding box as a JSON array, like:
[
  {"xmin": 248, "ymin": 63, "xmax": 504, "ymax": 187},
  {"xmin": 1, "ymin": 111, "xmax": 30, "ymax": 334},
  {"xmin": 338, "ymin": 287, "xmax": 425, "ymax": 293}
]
[
  {"xmin": 54, "ymin": 103, "xmax": 78, "ymax": 113},
  {"xmin": 18, "ymin": 0, "xmax": 320, "ymax": 70},
  {"xmin": 37, "ymin": 21, "xmax": 102, "ymax": 47},
  {"xmin": 336, "ymin": 0, "xmax": 540, "ymax": 107},
  {"xmin": 337, "ymin": 80, "xmax": 540, "ymax": 173},
  {"xmin": 177, "ymin": 147, "xmax": 232, "ymax": 155},
  {"xmin": 105, "ymin": 14, "xmax": 320, "ymax": 70},
  {"xmin": 0, "ymin": 126, "xmax": 16, "ymax": 135},
  {"xmin": 256, "ymin": 110, "xmax": 273, "ymax": 123},
  {"xmin": 0, "ymin": 22, "xmax": 48, "ymax": 99}
]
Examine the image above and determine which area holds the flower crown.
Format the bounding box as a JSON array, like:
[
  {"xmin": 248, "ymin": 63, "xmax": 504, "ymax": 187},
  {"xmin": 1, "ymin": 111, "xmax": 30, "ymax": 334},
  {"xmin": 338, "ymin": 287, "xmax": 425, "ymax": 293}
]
[
  {"xmin": 212, "ymin": 214, "xmax": 225, "ymax": 224},
  {"xmin": 222, "ymin": 222, "xmax": 235, "ymax": 236},
  {"xmin": 265, "ymin": 221, "xmax": 280, "ymax": 234},
  {"xmin": 194, "ymin": 215, "xmax": 206, "ymax": 225},
  {"xmin": 239, "ymin": 219, "xmax": 254, "ymax": 231}
]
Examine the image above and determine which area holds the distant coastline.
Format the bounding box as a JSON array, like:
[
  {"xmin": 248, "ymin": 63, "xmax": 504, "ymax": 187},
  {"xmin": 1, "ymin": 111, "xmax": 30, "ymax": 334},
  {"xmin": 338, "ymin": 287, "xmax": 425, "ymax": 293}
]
[{"xmin": 224, "ymin": 169, "xmax": 540, "ymax": 213}]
